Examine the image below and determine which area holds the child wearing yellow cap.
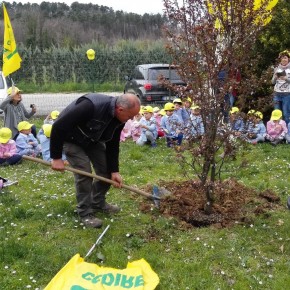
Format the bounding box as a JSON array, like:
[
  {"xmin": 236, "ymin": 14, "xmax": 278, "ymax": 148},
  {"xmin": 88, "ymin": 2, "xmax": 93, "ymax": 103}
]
[
  {"xmin": 136, "ymin": 106, "xmax": 158, "ymax": 147},
  {"xmin": 265, "ymin": 109, "xmax": 287, "ymax": 146},
  {"xmin": 37, "ymin": 124, "xmax": 68, "ymax": 163},
  {"xmin": 15, "ymin": 121, "xmax": 41, "ymax": 156},
  {"xmin": 44, "ymin": 110, "xmax": 60, "ymax": 125},
  {"xmin": 0, "ymin": 127, "xmax": 22, "ymax": 166}
]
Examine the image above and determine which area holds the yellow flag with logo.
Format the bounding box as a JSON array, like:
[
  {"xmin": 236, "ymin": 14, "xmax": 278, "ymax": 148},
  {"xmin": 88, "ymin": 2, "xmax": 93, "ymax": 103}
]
[
  {"xmin": 44, "ymin": 254, "xmax": 160, "ymax": 290},
  {"xmin": 2, "ymin": 3, "xmax": 22, "ymax": 77}
]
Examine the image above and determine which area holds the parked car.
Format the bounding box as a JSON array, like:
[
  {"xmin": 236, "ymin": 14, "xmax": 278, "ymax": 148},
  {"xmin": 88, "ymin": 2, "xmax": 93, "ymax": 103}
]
[
  {"xmin": 0, "ymin": 71, "xmax": 9, "ymax": 114},
  {"xmin": 124, "ymin": 64, "xmax": 186, "ymax": 104}
]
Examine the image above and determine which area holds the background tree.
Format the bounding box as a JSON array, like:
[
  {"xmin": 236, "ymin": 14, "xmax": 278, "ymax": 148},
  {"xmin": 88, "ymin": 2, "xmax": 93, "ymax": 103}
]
[{"xmin": 162, "ymin": 0, "xmax": 278, "ymax": 214}]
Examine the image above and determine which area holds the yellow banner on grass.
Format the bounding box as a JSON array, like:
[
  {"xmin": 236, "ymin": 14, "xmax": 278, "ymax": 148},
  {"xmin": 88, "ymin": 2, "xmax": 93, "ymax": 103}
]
[
  {"xmin": 2, "ymin": 3, "xmax": 22, "ymax": 77},
  {"xmin": 44, "ymin": 254, "xmax": 160, "ymax": 290}
]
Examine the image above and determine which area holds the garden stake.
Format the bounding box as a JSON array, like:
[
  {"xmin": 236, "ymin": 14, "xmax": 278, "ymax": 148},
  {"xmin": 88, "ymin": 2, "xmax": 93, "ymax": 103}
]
[
  {"xmin": 85, "ymin": 224, "xmax": 110, "ymax": 259},
  {"xmin": 23, "ymin": 155, "xmax": 160, "ymax": 201}
]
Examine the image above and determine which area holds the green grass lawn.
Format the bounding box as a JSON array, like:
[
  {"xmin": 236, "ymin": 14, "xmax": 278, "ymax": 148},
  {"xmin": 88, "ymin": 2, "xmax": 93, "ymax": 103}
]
[{"xmin": 1, "ymin": 117, "xmax": 290, "ymax": 289}]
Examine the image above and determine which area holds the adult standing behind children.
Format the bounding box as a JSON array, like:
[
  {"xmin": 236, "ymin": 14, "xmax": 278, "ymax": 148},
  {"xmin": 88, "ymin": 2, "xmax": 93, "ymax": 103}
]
[
  {"xmin": 50, "ymin": 93, "xmax": 140, "ymax": 229},
  {"xmin": 272, "ymin": 50, "xmax": 290, "ymax": 125},
  {"xmin": 0, "ymin": 86, "xmax": 37, "ymax": 139}
]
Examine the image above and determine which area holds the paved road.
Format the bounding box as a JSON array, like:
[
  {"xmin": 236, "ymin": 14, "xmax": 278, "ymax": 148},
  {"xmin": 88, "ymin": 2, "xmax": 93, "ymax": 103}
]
[{"xmin": 16, "ymin": 92, "xmax": 122, "ymax": 116}]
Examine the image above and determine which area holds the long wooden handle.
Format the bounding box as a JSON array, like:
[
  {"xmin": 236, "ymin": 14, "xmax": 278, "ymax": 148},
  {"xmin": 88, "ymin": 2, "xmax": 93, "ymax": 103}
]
[{"xmin": 22, "ymin": 155, "xmax": 157, "ymax": 200}]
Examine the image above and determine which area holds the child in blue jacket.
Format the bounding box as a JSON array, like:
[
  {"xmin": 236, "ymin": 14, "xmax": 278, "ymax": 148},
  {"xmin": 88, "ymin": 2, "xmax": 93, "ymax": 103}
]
[
  {"xmin": 161, "ymin": 102, "xmax": 183, "ymax": 147},
  {"xmin": 15, "ymin": 121, "xmax": 41, "ymax": 157}
]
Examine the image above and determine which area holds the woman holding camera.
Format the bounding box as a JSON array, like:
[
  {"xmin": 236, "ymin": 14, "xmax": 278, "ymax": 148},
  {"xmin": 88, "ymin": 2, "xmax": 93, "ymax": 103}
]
[
  {"xmin": 272, "ymin": 50, "xmax": 290, "ymax": 125},
  {"xmin": 0, "ymin": 86, "xmax": 36, "ymax": 139}
]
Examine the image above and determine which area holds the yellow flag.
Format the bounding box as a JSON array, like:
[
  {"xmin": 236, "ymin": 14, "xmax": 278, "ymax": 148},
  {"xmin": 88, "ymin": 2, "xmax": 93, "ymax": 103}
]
[
  {"xmin": 44, "ymin": 254, "xmax": 160, "ymax": 290},
  {"xmin": 2, "ymin": 3, "xmax": 22, "ymax": 77}
]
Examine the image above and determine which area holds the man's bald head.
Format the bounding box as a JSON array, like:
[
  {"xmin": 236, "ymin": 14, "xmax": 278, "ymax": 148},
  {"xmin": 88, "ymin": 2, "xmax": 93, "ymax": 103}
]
[{"xmin": 115, "ymin": 93, "xmax": 141, "ymax": 123}]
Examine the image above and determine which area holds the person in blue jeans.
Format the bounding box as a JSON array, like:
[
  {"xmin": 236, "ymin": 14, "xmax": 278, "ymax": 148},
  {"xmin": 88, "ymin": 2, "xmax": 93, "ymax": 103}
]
[{"xmin": 272, "ymin": 50, "xmax": 290, "ymax": 125}]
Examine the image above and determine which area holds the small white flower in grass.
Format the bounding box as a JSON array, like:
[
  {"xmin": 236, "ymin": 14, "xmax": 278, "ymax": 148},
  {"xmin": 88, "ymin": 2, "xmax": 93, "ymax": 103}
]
[
  {"xmin": 110, "ymin": 219, "xmax": 114, "ymax": 222},
  {"xmin": 250, "ymin": 224, "xmax": 254, "ymax": 228},
  {"xmin": 127, "ymin": 255, "xmax": 131, "ymax": 259},
  {"xmin": 259, "ymin": 281, "xmax": 263, "ymax": 285},
  {"xmin": 268, "ymin": 274, "xmax": 273, "ymax": 278},
  {"xmin": 32, "ymin": 280, "xmax": 36, "ymax": 283},
  {"xmin": 4, "ymin": 265, "xmax": 8, "ymax": 269},
  {"xmin": 12, "ymin": 270, "xmax": 16, "ymax": 274},
  {"xmin": 26, "ymin": 285, "xmax": 31, "ymax": 288},
  {"xmin": 17, "ymin": 238, "xmax": 21, "ymax": 241},
  {"xmin": 196, "ymin": 237, "xmax": 200, "ymax": 241},
  {"xmin": 221, "ymin": 271, "xmax": 225, "ymax": 275},
  {"xmin": 61, "ymin": 223, "xmax": 66, "ymax": 225},
  {"xmin": 126, "ymin": 233, "xmax": 131, "ymax": 237}
]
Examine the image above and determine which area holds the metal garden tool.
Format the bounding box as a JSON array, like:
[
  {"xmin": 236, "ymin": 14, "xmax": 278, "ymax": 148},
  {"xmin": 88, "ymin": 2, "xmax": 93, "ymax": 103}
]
[
  {"xmin": 23, "ymin": 155, "xmax": 160, "ymax": 201},
  {"xmin": 152, "ymin": 185, "xmax": 172, "ymax": 208}
]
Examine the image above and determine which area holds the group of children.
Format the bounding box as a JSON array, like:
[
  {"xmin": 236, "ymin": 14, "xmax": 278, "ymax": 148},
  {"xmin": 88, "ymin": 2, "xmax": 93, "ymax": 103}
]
[
  {"xmin": 120, "ymin": 97, "xmax": 204, "ymax": 148},
  {"xmin": 0, "ymin": 110, "xmax": 65, "ymax": 167},
  {"xmin": 120, "ymin": 96, "xmax": 290, "ymax": 148},
  {"xmin": 229, "ymin": 107, "xmax": 290, "ymax": 146}
]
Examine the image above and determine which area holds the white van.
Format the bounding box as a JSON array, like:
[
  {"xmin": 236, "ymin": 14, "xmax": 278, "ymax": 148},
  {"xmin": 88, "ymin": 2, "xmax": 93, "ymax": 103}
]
[{"xmin": 0, "ymin": 71, "xmax": 8, "ymax": 114}]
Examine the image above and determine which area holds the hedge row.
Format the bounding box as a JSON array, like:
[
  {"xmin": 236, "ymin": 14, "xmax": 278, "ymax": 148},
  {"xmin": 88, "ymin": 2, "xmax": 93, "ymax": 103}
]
[{"xmin": 2, "ymin": 46, "xmax": 172, "ymax": 86}]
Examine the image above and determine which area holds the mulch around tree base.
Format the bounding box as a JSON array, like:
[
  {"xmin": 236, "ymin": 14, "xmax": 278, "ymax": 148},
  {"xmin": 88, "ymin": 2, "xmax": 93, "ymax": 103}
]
[{"xmin": 140, "ymin": 179, "xmax": 283, "ymax": 228}]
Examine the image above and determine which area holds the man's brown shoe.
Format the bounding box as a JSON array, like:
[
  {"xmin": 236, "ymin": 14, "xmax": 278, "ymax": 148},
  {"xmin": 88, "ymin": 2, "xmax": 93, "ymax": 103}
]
[
  {"xmin": 80, "ymin": 214, "xmax": 103, "ymax": 228},
  {"xmin": 93, "ymin": 203, "xmax": 120, "ymax": 214}
]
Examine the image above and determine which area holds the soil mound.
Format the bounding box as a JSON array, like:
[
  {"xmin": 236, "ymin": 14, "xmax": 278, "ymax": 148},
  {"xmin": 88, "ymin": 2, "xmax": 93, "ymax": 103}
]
[{"xmin": 141, "ymin": 179, "xmax": 282, "ymax": 228}]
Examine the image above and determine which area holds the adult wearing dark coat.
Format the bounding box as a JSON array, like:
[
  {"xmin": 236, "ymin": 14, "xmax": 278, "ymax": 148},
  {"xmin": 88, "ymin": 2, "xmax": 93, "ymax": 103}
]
[{"xmin": 50, "ymin": 93, "xmax": 140, "ymax": 228}]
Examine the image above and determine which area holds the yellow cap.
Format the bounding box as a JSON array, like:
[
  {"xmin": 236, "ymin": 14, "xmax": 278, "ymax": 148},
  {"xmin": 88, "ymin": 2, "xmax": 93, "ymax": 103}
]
[
  {"xmin": 255, "ymin": 111, "xmax": 263, "ymax": 119},
  {"xmin": 0, "ymin": 127, "xmax": 12, "ymax": 144},
  {"xmin": 247, "ymin": 109, "xmax": 256, "ymax": 115},
  {"xmin": 164, "ymin": 102, "xmax": 175, "ymax": 111},
  {"xmin": 7, "ymin": 86, "xmax": 22, "ymax": 96},
  {"xmin": 142, "ymin": 106, "xmax": 153, "ymax": 113},
  {"xmin": 270, "ymin": 109, "xmax": 282, "ymax": 121},
  {"xmin": 191, "ymin": 104, "xmax": 200, "ymax": 110},
  {"xmin": 42, "ymin": 124, "xmax": 52, "ymax": 138},
  {"xmin": 18, "ymin": 121, "xmax": 33, "ymax": 131},
  {"xmin": 159, "ymin": 109, "xmax": 166, "ymax": 116},
  {"xmin": 50, "ymin": 110, "xmax": 60, "ymax": 120},
  {"xmin": 230, "ymin": 107, "xmax": 239, "ymax": 114}
]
